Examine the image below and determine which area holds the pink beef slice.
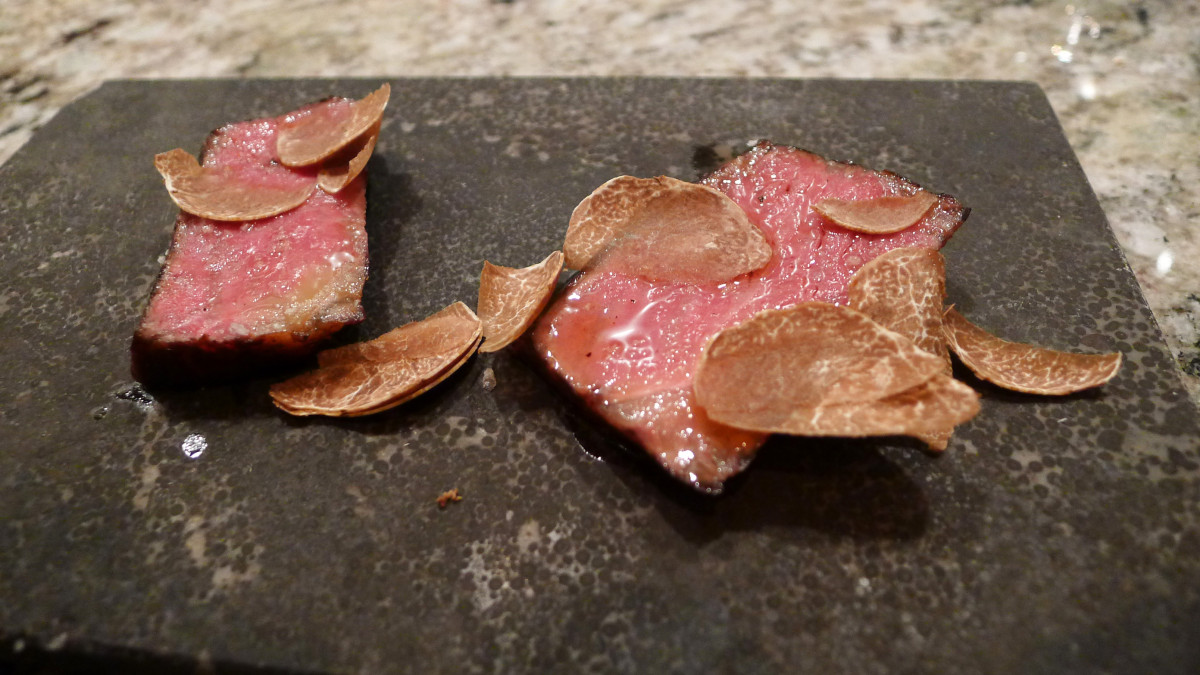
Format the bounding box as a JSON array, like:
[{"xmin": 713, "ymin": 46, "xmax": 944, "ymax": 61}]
[
  {"xmin": 531, "ymin": 142, "xmax": 968, "ymax": 492},
  {"xmin": 132, "ymin": 99, "xmax": 369, "ymax": 387}
]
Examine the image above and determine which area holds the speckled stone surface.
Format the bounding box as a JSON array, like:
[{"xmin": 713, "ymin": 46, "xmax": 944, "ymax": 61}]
[{"xmin": 1, "ymin": 79, "xmax": 1198, "ymax": 673}]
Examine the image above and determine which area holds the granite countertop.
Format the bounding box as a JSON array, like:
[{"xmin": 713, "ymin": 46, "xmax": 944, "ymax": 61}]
[{"xmin": 2, "ymin": 1, "xmax": 1196, "ymax": 404}]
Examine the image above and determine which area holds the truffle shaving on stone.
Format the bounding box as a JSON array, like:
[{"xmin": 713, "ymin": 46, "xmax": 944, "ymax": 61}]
[
  {"xmin": 942, "ymin": 308, "xmax": 1122, "ymax": 395},
  {"xmin": 270, "ymin": 302, "xmax": 483, "ymax": 416}
]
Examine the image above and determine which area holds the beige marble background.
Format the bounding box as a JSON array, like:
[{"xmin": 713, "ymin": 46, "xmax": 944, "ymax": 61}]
[{"xmin": 2, "ymin": 0, "xmax": 1197, "ymax": 401}]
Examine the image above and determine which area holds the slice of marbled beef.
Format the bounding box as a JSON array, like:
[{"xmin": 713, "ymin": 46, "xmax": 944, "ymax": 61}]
[
  {"xmin": 132, "ymin": 100, "xmax": 368, "ymax": 387},
  {"xmin": 531, "ymin": 142, "xmax": 968, "ymax": 492}
]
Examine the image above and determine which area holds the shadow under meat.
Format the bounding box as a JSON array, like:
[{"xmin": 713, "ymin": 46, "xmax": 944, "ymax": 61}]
[
  {"xmin": 345, "ymin": 155, "xmax": 421, "ymax": 338},
  {"xmin": 527, "ymin": 362, "xmax": 931, "ymax": 544}
]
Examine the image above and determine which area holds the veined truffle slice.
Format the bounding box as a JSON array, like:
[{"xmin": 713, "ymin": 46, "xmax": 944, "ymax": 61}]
[
  {"xmin": 694, "ymin": 303, "xmax": 978, "ymax": 438},
  {"xmin": 317, "ymin": 121, "xmax": 380, "ymax": 194},
  {"xmin": 848, "ymin": 247, "xmax": 950, "ymax": 371},
  {"xmin": 707, "ymin": 375, "xmax": 978, "ymax": 437},
  {"xmin": 564, "ymin": 176, "xmax": 771, "ymax": 284},
  {"xmin": 848, "ymin": 247, "xmax": 955, "ymax": 449},
  {"xmin": 694, "ymin": 302, "xmax": 946, "ymax": 410},
  {"xmin": 478, "ymin": 251, "xmax": 565, "ymax": 353},
  {"xmin": 270, "ymin": 301, "xmax": 483, "ymax": 416},
  {"xmin": 154, "ymin": 148, "xmax": 316, "ymax": 222},
  {"xmin": 942, "ymin": 308, "xmax": 1122, "ymax": 395},
  {"xmin": 277, "ymin": 84, "xmax": 391, "ymax": 168},
  {"xmin": 813, "ymin": 191, "xmax": 938, "ymax": 234}
]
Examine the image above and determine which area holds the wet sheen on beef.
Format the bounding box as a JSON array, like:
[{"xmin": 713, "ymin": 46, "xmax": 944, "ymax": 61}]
[
  {"xmin": 132, "ymin": 100, "xmax": 369, "ymax": 386},
  {"xmin": 531, "ymin": 142, "xmax": 968, "ymax": 491}
]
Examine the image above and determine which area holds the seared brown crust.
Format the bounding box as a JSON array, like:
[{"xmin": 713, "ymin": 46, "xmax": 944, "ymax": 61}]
[{"xmin": 130, "ymin": 325, "xmax": 350, "ymax": 388}]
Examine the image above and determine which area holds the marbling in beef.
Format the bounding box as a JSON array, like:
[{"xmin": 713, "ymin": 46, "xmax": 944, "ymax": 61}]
[
  {"xmin": 531, "ymin": 142, "xmax": 968, "ymax": 492},
  {"xmin": 132, "ymin": 99, "xmax": 369, "ymax": 387}
]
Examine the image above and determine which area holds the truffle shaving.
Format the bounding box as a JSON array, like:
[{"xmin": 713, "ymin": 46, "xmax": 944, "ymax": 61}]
[
  {"xmin": 564, "ymin": 176, "xmax": 771, "ymax": 284},
  {"xmin": 942, "ymin": 308, "xmax": 1122, "ymax": 395},
  {"xmin": 478, "ymin": 251, "xmax": 564, "ymax": 353},
  {"xmin": 270, "ymin": 301, "xmax": 483, "ymax": 416},
  {"xmin": 813, "ymin": 192, "xmax": 938, "ymax": 234}
]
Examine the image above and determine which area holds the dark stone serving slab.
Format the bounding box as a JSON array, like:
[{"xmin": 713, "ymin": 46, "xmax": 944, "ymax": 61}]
[{"xmin": 1, "ymin": 79, "xmax": 1197, "ymax": 674}]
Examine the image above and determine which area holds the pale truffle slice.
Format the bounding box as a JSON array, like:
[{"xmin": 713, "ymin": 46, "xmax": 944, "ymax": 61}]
[
  {"xmin": 478, "ymin": 251, "xmax": 565, "ymax": 353},
  {"xmin": 564, "ymin": 176, "xmax": 771, "ymax": 284},
  {"xmin": 847, "ymin": 247, "xmax": 956, "ymax": 449},
  {"xmin": 694, "ymin": 303, "xmax": 978, "ymax": 438},
  {"xmin": 276, "ymin": 84, "xmax": 391, "ymax": 168},
  {"xmin": 270, "ymin": 301, "xmax": 483, "ymax": 417},
  {"xmin": 715, "ymin": 376, "xmax": 979, "ymax": 438},
  {"xmin": 154, "ymin": 148, "xmax": 316, "ymax": 222},
  {"xmin": 942, "ymin": 308, "xmax": 1122, "ymax": 395},
  {"xmin": 317, "ymin": 121, "xmax": 380, "ymax": 194},
  {"xmin": 848, "ymin": 247, "xmax": 950, "ymax": 372},
  {"xmin": 813, "ymin": 191, "xmax": 938, "ymax": 234},
  {"xmin": 695, "ymin": 301, "xmax": 945, "ymax": 408}
]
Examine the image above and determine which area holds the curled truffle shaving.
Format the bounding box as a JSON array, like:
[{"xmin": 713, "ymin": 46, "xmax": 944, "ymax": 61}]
[
  {"xmin": 942, "ymin": 308, "xmax": 1122, "ymax": 395},
  {"xmin": 565, "ymin": 176, "xmax": 772, "ymax": 284}
]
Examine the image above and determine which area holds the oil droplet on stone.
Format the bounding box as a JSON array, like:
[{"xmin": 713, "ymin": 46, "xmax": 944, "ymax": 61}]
[
  {"xmin": 114, "ymin": 383, "xmax": 155, "ymax": 412},
  {"xmin": 182, "ymin": 434, "xmax": 208, "ymax": 459}
]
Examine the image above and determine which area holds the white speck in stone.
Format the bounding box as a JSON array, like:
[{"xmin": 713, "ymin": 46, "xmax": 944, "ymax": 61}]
[
  {"xmin": 1156, "ymin": 249, "xmax": 1174, "ymax": 276},
  {"xmin": 1077, "ymin": 75, "xmax": 1097, "ymax": 101},
  {"xmin": 1015, "ymin": 51, "xmax": 1028, "ymax": 63},
  {"xmin": 400, "ymin": 121, "xmax": 416, "ymax": 133},
  {"xmin": 46, "ymin": 633, "xmax": 68, "ymax": 651},
  {"xmin": 856, "ymin": 577, "xmax": 871, "ymax": 596},
  {"xmin": 182, "ymin": 434, "xmax": 207, "ymax": 459}
]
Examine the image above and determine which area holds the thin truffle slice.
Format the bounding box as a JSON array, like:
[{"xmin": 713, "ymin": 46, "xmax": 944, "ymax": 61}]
[
  {"xmin": 693, "ymin": 303, "xmax": 978, "ymax": 438},
  {"xmin": 847, "ymin": 247, "xmax": 955, "ymax": 449},
  {"xmin": 270, "ymin": 302, "xmax": 483, "ymax": 416},
  {"xmin": 277, "ymin": 84, "xmax": 390, "ymax": 167},
  {"xmin": 694, "ymin": 302, "xmax": 945, "ymax": 411},
  {"xmin": 317, "ymin": 121, "xmax": 380, "ymax": 194},
  {"xmin": 154, "ymin": 148, "xmax": 316, "ymax": 222},
  {"xmin": 478, "ymin": 251, "xmax": 564, "ymax": 353},
  {"xmin": 942, "ymin": 308, "xmax": 1122, "ymax": 395},
  {"xmin": 564, "ymin": 176, "xmax": 771, "ymax": 284},
  {"xmin": 848, "ymin": 247, "xmax": 951, "ymax": 375},
  {"xmin": 813, "ymin": 192, "xmax": 938, "ymax": 234}
]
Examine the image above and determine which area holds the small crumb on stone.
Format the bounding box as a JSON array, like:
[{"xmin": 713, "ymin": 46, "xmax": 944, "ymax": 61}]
[
  {"xmin": 437, "ymin": 488, "xmax": 463, "ymax": 509},
  {"xmin": 480, "ymin": 367, "xmax": 497, "ymax": 391}
]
